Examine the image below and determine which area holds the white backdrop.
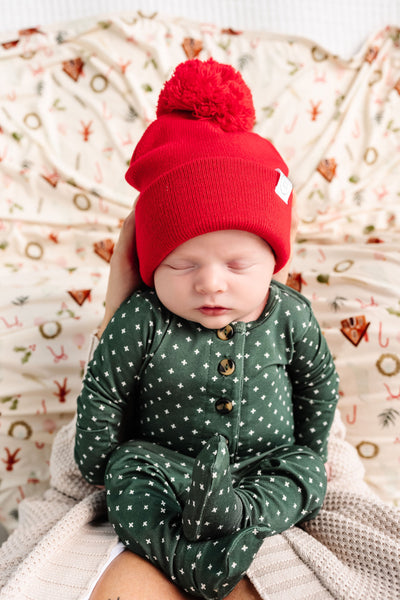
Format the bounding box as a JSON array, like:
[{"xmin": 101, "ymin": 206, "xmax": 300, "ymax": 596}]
[{"xmin": 0, "ymin": 0, "xmax": 399, "ymax": 58}]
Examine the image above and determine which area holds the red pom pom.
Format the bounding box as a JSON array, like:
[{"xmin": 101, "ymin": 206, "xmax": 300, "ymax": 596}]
[{"xmin": 157, "ymin": 58, "xmax": 256, "ymax": 132}]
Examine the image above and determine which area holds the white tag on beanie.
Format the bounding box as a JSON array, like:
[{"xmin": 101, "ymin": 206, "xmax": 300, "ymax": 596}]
[{"xmin": 275, "ymin": 169, "xmax": 292, "ymax": 204}]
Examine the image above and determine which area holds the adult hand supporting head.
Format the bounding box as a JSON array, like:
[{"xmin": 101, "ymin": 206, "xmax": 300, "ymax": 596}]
[{"xmin": 96, "ymin": 209, "xmax": 141, "ymax": 339}]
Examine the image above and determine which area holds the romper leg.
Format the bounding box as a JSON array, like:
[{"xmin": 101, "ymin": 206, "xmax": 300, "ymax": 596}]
[
  {"xmin": 104, "ymin": 440, "xmax": 265, "ymax": 600},
  {"xmin": 233, "ymin": 444, "xmax": 328, "ymax": 533},
  {"xmin": 105, "ymin": 440, "xmax": 192, "ymax": 566},
  {"xmin": 183, "ymin": 438, "xmax": 326, "ymax": 542}
]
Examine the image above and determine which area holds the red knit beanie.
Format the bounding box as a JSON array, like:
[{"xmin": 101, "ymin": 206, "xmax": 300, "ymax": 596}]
[{"xmin": 125, "ymin": 58, "xmax": 293, "ymax": 287}]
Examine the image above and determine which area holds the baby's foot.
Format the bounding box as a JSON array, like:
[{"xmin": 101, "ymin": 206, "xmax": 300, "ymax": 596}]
[{"xmin": 182, "ymin": 434, "xmax": 242, "ymax": 541}]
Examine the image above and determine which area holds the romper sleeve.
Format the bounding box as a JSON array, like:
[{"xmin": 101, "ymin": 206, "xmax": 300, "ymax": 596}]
[
  {"xmin": 74, "ymin": 290, "xmax": 161, "ymax": 485},
  {"xmin": 287, "ymin": 304, "xmax": 340, "ymax": 462}
]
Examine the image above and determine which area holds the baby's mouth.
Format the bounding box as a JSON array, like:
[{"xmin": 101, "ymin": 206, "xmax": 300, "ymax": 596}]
[{"xmin": 199, "ymin": 306, "xmax": 230, "ymax": 316}]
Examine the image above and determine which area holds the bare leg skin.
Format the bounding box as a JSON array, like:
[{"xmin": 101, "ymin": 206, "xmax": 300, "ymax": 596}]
[{"xmin": 89, "ymin": 549, "xmax": 261, "ymax": 600}]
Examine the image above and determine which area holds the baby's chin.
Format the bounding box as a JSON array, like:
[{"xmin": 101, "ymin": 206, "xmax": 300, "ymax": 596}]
[{"xmin": 195, "ymin": 317, "xmax": 233, "ymax": 330}]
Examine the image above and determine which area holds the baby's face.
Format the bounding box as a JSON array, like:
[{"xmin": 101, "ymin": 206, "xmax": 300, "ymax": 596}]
[{"xmin": 154, "ymin": 230, "xmax": 276, "ymax": 329}]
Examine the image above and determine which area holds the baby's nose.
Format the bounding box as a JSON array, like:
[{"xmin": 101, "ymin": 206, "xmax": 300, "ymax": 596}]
[{"xmin": 194, "ymin": 265, "xmax": 226, "ymax": 294}]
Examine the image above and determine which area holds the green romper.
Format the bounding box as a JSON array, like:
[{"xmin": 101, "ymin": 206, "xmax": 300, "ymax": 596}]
[{"xmin": 75, "ymin": 281, "xmax": 339, "ymax": 599}]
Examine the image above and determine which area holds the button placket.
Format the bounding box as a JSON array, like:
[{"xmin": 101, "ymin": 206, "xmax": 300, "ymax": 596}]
[
  {"xmin": 215, "ymin": 326, "xmax": 236, "ymax": 415},
  {"xmin": 211, "ymin": 323, "xmax": 246, "ymax": 457},
  {"xmin": 215, "ymin": 398, "xmax": 233, "ymax": 414},
  {"xmin": 216, "ymin": 325, "xmax": 234, "ymax": 341},
  {"xmin": 217, "ymin": 358, "xmax": 236, "ymax": 376}
]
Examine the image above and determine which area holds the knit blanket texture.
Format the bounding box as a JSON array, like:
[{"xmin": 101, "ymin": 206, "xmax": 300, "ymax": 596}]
[{"xmin": 0, "ymin": 412, "xmax": 399, "ymax": 600}]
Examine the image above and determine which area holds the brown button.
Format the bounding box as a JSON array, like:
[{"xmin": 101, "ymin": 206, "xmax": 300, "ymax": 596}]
[
  {"xmin": 215, "ymin": 398, "xmax": 233, "ymax": 414},
  {"xmin": 218, "ymin": 358, "xmax": 235, "ymax": 376},
  {"xmin": 216, "ymin": 325, "xmax": 234, "ymax": 341}
]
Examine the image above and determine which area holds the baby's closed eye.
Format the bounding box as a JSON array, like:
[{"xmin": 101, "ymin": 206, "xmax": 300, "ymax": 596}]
[
  {"xmin": 227, "ymin": 260, "xmax": 254, "ymax": 271},
  {"xmin": 166, "ymin": 261, "xmax": 196, "ymax": 271}
]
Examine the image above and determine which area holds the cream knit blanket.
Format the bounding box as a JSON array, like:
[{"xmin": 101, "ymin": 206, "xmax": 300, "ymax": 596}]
[{"xmin": 0, "ymin": 411, "xmax": 399, "ymax": 600}]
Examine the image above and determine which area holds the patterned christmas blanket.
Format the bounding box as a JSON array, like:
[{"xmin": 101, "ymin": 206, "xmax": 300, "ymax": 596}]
[{"xmin": 0, "ymin": 11, "xmax": 399, "ymax": 595}]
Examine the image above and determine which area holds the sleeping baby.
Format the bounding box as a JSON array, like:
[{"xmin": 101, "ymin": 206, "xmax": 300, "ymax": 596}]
[{"xmin": 75, "ymin": 58, "xmax": 339, "ymax": 600}]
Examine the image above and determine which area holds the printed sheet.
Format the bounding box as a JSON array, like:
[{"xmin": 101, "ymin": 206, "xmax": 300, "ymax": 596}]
[{"xmin": 0, "ymin": 13, "xmax": 399, "ymax": 533}]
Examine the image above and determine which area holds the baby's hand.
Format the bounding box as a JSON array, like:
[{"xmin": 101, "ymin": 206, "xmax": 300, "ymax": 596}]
[{"xmin": 97, "ymin": 209, "xmax": 142, "ymax": 338}]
